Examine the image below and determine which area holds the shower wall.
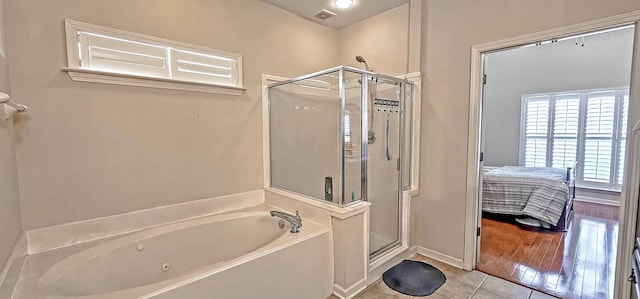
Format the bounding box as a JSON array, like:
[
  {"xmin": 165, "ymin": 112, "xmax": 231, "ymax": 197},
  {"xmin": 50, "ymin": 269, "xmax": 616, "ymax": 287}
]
[
  {"xmin": 270, "ymin": 87, "xmax": 340, "ymax": 201},
  {"xmin": 4, "ymin": 0, "xmax": 340, "ymax": 230},
  {"xmin": 0, "ymin": 0, "xmax": 22, "ymax": 270},
  {"xmin": 270, "ymin": 70, "xmax": 367, "ymax": 204},
  {"xmin": 344, "ymin": 85, "xmax": 363, "ymax": 203}
]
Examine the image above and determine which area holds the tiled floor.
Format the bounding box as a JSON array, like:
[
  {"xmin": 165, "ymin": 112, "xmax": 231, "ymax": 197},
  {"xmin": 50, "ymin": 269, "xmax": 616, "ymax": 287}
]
[
  {"xmin": 329, "ymin": 254, "xmax": 555, "ymax": 299},
  {"xmin": 477, "ymin": 201, "xmax": 618, "ymax": 299}
]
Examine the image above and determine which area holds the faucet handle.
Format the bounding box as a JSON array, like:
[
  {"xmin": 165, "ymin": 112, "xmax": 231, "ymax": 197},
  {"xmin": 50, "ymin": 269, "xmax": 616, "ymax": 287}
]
[{"xmin": 295, "ymin": 211, "xmax": 302, "ymax": 227}]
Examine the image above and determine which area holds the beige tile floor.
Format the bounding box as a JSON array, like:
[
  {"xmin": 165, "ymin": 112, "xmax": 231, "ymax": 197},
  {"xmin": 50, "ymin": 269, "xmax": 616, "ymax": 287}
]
[{"xmin": 329, "ymin": 254, "xmax": 558, "ymax": 299}]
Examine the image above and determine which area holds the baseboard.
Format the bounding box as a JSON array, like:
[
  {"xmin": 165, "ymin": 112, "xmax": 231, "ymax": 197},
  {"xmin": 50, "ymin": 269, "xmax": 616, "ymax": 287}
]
[
  {"xmin": 409, "ymin": 245, "xmax": 419, "ymax": 256},
  {"xmin": 415, "ymin": 246, "xmax": 464, "ymax": 269},
  {"xmin": 575, "ymin": 196, "xmax": 620, "ymax": 207},
  {"xmin": 333, "ymin": 278, "xmax": 367, "ymax": 299}
]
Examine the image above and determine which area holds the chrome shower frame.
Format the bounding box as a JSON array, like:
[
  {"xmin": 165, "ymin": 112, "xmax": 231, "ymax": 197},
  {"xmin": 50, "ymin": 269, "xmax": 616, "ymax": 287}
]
[{"xmin": 268, "ymin": 66, "xmax": 413, "ymax": 207}]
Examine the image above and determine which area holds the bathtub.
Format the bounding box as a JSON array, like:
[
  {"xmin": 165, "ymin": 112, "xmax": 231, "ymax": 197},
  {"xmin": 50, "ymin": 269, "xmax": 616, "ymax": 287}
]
[{"xmin": 15, "ymin": 211, "xmax": 333, "ymax": 299}]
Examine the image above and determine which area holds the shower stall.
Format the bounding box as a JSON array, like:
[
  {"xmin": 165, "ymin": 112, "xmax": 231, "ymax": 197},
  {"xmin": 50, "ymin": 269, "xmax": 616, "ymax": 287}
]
[{"xmin": 267, "ymin": 66, "xmax": 414, "ymax": 259}]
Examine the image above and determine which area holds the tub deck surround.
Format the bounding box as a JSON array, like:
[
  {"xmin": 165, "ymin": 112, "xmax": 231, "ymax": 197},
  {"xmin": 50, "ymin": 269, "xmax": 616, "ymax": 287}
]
[
  {"xmin": 24, "ymin": 190, "xmax": 264, "ymax": 254},
  {"xmin": 266, "ymin": 187, "xmax": 417, "ymax": 298},
  {"xmin": 265, "ymin": 188, "xmax": 371, "ymax": 223},
  {"xmin": 4, "ymin": 188, "xmax": 394, "ymax": 298},
  {"xmin": 0, "ymin": 234, "xmax": 26, "ymax": 286},
  {"xmin": 0, "ymin": 234, "xmax": 27, "ymax": 299},
  {"xmin": 11, "ymin": 211, "xmax": 333, "ymax": 299},
  {"xmin": 264, "ymin": 188, "xmax": 373, "ymax": 299}
]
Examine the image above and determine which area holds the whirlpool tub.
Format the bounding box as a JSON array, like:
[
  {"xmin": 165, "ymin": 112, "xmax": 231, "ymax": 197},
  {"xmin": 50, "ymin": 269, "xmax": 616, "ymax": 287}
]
[{"xmin": 15, "ymin": 211, "xmax": 333, "ymax": 298}]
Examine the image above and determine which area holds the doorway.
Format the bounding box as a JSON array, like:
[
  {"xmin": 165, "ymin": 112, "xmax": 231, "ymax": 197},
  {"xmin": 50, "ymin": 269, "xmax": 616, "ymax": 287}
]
[{"xmin": 464, "ymin": 15, "xmax": 638, "ymax": 297}]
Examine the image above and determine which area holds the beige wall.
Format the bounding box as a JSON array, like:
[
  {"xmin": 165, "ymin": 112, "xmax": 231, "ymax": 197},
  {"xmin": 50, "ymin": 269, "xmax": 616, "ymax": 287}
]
[
  {"xmin": 4, "ymin": 0, "xmax": 339, "ymax": 230},
  {"xmin": 338, "ymin": 4, "xmax": 410, "ymax": 75},
  {"xmin": 0, "ymin": 0, "xmax": 21, "ymax": 270},
  {"xmin": 415, "ymin": 0, "xmax": 640, "ymax": 260}
]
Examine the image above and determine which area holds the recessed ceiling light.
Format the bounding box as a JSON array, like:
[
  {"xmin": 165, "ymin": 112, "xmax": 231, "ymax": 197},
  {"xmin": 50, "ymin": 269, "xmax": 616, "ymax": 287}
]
[{"xmin": 334, "ymin": 0, "xmax": 353, "ymax": 9}]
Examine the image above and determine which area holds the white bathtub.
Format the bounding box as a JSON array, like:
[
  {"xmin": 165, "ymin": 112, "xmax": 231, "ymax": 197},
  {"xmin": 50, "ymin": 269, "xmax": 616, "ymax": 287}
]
[{"xmin": 17, "ymin": 211, "xmax": 333, "ymax": 299}]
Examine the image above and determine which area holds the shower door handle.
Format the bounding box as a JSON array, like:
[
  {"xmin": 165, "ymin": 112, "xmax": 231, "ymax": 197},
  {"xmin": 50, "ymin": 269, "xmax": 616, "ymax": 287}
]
[{"xmin": 385, "ymin": 118, "xmax": 391, "ymax": 161}]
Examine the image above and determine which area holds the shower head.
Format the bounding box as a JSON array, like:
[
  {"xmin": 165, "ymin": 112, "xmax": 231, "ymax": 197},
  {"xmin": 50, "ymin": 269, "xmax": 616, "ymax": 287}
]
[{"xmin": 355, "ymin": 56, "xmax": 370, "ymax": 71}]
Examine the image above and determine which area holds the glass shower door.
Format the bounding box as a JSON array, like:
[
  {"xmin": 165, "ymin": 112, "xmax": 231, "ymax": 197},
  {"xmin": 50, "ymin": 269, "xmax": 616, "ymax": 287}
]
[{"xmin": 368, "ymin": 77, "xmax": 403, "ymax": 258}]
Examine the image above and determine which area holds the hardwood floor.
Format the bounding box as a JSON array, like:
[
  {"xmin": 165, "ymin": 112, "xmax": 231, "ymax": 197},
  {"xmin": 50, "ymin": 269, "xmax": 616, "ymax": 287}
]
[{"xmin": 477, "ymin": 201, "xmax": 619, "ymax": 299}]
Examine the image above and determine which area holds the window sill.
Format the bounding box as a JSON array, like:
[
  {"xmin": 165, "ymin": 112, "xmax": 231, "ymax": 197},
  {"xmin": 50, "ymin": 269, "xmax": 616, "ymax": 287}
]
[
  {"xmin": 62, "ymin": 68, "xmax": 246, "ymax": 95},
  {"xmin": 576, "ymin": 185, "xmax": 622, "ymax": 194}
]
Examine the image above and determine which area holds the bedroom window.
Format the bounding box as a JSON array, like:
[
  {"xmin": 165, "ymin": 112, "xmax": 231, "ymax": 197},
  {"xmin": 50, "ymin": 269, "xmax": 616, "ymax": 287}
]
[{"xmin": 520, "ymin": 88, "xmax": 629, "ymax": 191}]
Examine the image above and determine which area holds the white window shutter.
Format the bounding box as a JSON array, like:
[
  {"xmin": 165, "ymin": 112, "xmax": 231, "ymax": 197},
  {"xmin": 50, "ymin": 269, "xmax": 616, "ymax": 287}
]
[
  {"xmin": 170, "ymin": 48, "xmax": 238, "ymax": 86},
  {"xmin": 617, "ymin": 93, "xmax": 629, "ymax": 185},
  {"xmin": 521, "ymin": 88, "xmax": 629, "ymax": 190},
  {"xmin": 583, "ymin": 92, "xmax": 616, "ymax": 183},
  {"xmin": 524, "ymin": 97, "xmax": 549, "ymax": 167},
  {"xmin": 524, "ymin": 139, "xmax": 548, "ymax": 167},
  {"xmin": 79, "ymin": 32, "xmax": 169, "ymax": 78},
  {"xmin": 66, "ymin": 19, "xmax": 244, "ymax": 92},
  {"xmin": 551, "ymin": 96, "xmax": 580, "ymax": 169}
]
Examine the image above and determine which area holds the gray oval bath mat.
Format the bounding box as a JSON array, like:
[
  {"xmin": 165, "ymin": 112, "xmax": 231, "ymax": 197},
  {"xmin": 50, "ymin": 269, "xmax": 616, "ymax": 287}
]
[{"xmin": 382, "ymin": 260, "xmax": 446, "ymax": 297}]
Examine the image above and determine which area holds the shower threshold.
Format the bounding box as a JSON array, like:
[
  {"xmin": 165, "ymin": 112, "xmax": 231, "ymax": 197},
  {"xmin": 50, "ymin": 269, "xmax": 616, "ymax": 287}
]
[{"xmin": 369, "ymin": 233, "xmax": 401, "ymax": 262}]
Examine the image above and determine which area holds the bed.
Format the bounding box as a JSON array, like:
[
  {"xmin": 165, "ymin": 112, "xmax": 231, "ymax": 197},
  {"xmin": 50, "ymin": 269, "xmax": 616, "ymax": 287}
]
[{"xmin": 482, "ymin": 161, "xmax": 577, "ymax": 231}]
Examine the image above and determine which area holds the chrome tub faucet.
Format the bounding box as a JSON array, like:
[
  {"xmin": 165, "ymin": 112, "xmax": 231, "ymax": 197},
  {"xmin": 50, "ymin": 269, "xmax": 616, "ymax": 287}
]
[{"xmin": 270, "ymin": 210, "xmax": 302, "ymax": 233}]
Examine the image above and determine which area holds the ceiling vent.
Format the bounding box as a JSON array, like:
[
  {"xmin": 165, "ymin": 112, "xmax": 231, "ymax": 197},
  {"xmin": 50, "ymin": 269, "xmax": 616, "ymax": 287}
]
[{"xmin": 312, "ymin": 9, "xmax": 337, "ymax": 20}]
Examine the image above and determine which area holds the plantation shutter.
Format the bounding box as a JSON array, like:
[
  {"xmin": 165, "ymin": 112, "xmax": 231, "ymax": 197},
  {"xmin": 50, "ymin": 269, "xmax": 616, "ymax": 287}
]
[
  {"xmin": 616, "ymin": 92, "xmax": 629, "ymax": 185},
  {"xmin": 583, "ymin": 92, "xmax": 616, "ymax": 183},
  {"xmin": 78, "ymin": 32, "xmax": 170, "ymax": 78},
  {"xmin": 524, "ymin": 97, "xmax": 549, "ymax": 167},
  {"xmin": 169, "ymin": 48, "xmax": 240, "ymax": 86},
  {"xmin": 551, "ymin": 95, "xmax": 580, "ymax": 169},
  {"xmin": 71, "ymin": 21, "xmax": 243, "ymax": 89}
]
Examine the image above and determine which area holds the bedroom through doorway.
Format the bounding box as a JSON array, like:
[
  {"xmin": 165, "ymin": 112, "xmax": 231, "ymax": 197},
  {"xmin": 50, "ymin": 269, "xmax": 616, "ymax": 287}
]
[{"xmin": 475, "ymin": 25, "xmax": 635, "ymax": 299}]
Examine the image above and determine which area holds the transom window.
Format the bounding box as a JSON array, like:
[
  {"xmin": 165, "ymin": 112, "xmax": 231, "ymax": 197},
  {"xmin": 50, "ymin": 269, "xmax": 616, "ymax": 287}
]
[
  {"xmin": 520, "ymin": 88, "xmax": 629, "ymax": 191},
  {"xmin": 63, "ymin": 19, "xmax": 244, "ymax": 94}
]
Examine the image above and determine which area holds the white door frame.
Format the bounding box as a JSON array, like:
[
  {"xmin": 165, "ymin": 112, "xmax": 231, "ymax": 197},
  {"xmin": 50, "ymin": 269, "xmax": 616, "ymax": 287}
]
[{"xmin": 463, "ymin": 10, "xmax": 640, "ymax": 299}]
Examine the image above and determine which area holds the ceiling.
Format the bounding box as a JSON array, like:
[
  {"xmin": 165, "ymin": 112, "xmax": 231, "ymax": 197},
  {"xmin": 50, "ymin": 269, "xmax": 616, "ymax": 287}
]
[{"xmin": 262, "ymin": 0, "xmax": 409, "ymax": 29}]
